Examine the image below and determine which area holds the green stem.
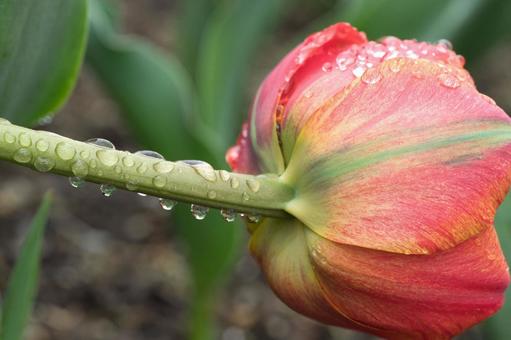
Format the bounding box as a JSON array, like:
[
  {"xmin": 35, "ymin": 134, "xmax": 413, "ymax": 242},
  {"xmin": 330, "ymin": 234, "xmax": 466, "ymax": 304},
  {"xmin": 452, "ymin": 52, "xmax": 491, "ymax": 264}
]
[{"xmin": 0, "ymin": 119, "xmax": 293, "ymax": 218}]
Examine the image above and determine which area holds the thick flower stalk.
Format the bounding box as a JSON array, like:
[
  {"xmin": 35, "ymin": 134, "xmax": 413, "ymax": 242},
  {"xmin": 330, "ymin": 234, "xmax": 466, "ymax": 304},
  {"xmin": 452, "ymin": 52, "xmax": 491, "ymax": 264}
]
[{"xmin": 227, "ymin": 23, "xmax": 511, "ymax": 338}]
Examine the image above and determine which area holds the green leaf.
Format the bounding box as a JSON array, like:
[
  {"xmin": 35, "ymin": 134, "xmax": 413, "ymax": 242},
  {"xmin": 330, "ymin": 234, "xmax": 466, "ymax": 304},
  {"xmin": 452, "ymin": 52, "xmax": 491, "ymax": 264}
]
[
  {"xmin": 0, "ymin": 0, "xmax": 88, "ymax": 125},
  {"xmin": 483, "ymin": 191, "xmax": 511, "ymax": 338},
  {"xmin": 0, "ymin": 193, "xmax": 52, "ymax": 340},
  {"xmin": 86, "ymin": 0, "xmax": 203, "ymax": 161},
  {"xmin": 196, "ymin": 0, "xmax": 290, "ymax": 149}
]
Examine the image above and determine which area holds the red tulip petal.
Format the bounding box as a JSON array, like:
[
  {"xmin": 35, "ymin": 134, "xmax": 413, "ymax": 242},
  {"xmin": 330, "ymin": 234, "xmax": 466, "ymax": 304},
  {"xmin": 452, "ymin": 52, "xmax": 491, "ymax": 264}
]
[
  {"xmin": 249, "ymin": 218, "xmax": 386, "ymax": 335},
  {"xmin": 279, "ymin": 37, "xmax": 468, "ymax": 162},
  {"xmin": 306, "ymin": 225, "xmax": 510, "ymax": 338},
  {"xmin": 226, "ymin": 122, "xmax": 261, "ymax": 174},
  {"xmin": 248, "ymin": 23, "xmax": 367, "ymax": 173},
  {"xmin": 283, "ymin": 58, "xmax": 511, "ymax": 254}
]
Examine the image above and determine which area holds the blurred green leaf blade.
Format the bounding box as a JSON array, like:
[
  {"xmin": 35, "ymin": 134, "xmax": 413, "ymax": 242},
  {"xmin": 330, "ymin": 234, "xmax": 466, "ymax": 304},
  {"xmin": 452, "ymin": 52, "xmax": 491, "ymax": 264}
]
[
  {"xmin": 0, "ymin": 193, "xmax": 52, "ymax": 340},
  {"xmin": 0, "ymin": 0, "xmax": 88, "ymax": 125},
  {"xmin": 196, "ymin": 0, "xmax": 290, "ymax": 149}
]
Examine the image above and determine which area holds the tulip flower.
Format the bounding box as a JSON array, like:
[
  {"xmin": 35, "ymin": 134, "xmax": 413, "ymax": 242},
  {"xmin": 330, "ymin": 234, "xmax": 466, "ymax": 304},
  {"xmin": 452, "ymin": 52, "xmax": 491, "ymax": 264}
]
[{"xmin": 227, "ymin": 23, "xmax": 511, "ymax": 338}]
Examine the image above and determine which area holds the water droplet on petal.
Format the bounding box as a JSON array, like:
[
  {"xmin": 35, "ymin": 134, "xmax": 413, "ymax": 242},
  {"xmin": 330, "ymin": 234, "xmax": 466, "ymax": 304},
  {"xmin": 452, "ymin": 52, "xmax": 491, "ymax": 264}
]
[
  {"xmin": 352, "ymin": 66, "xmax": 366, "ymax": 78},
  {"xmin": 86, "ymin": 138, "xmax": 115, "ymax": 149},
  {"xmin": 154, "ymin": 161, "xmax": 174, "ymax": 174},
  {"xmin": 55, "ymin": 142, "xmax": 76, "ymax": 161},
  {"xmin": 219, "ymin": 170, "xmax": 231, "ymax": 182},
  {"xmin": 321, "ymin": 62, "xmax": 333, "ymax": 72},
  {"xmin": 100, "ymin": 184, "xmax": 116, "ymax": 197},
  {"xmin": 69, "ymin": 176, "xmax": 84, "ymax": 188},
  {"xmin": 438, "ymin": 73, "xmax": 460, "ymax": 89},
  {"xmin": 136, "ymin": 162, "xmax": 148, "ymax": 174},
  {"xmin": 153, "ymin": 175, "xmax": 167, "ymax": 188},
  {"xmin": 13, "ymin": 148, "xmax": 32, "ymax": 163},
  {"xmin": 71, "ymin": 160, "xmax": 89, "ymax": 177},
  {"xmin": 159, "ymin": 198, "xmax": 177, "ymax": 211},
  {"xmin": 361, "ymin": 68, "xmax": 382, "ymax": 85},
  {"xmin": 18, "ymin": 132, "xmax": 31, "ymax": 147},
  {"xmin": 191, "ymin": 204, "xmax": 209, "ymax": 220},
  {"xmin": 126, "ymin": 181, "xmax": 138, "ymax": 191},
  {"xmin": 246, "ymin": 179, "xmax": 260, "ymax": 193},
  {"xmin": 34, "ymin": 156, "xmax": 55, "ymax": 172},
  {"xmin": 207, "ymin": 190, "xmax": 217, "ymax": 199},
  {"xmin": 220, "ymin": 209, "xmax": 236, "ymax": 222},
  {"xmin": 80, "ymin": 150, "xmax": 90, "ymax": 159},
  {"xmin": 437, "ymin": 39, "xmax": 453, "ymax": 51},
  {"xmin": 137, "ymin": 192, "xmax": 147, "ymax": 197},
  {"xmin": 242, "ymin": 192, "xmax": 250, "ymax": 201}
]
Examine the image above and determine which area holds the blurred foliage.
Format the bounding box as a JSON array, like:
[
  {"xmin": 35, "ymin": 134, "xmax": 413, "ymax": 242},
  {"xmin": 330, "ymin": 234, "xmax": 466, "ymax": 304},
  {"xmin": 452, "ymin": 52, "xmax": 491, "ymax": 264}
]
[
  {"xmin": 0, "ymin": 193, "xmax": 52, "ymax": 340},
  {"xmin": 0, "ymin": 0, "xmax": 88, "ymax": 125}
]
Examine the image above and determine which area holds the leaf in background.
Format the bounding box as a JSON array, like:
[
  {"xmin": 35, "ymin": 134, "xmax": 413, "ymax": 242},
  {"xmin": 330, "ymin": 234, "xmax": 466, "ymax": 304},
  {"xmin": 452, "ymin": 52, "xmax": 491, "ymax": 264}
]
[
  {"xmin": 0, "ymin": 0, "xmax": 88, "ymax": 125},
  {"xmin": 177, "ymin": 0, "xmax": 219, "ymax": 75},
  {"xmin": 0, "ymin": 193, "xmax": 52, "ymax": 340},
  {"xmin": 483, "ymin": 191, "xmax": 511, "ymax": 338},
  {"xmin": 87, "ymin": 2, "xmax": 245, "ymax": 339},
  {"xmin": 196, "ymin": 0, "xmax": 290, "ymax": 150}
]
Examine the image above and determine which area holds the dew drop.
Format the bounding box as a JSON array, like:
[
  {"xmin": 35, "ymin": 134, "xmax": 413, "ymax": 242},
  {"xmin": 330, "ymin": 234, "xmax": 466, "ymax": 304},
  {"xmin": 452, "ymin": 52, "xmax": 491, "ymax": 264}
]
[
  {"xmin": 96, "ymin": 149, "xmax": 118, "ymax": 167},
  {"xmin": 100, "ymin": 184, "xmax": 116, "ymax": 197},
  {"xmin": 207, "ymin": 190, "xmax": 217, "ymax": 199},
  {"xmin": 220, "ymin": 209, "xmax": 236, "ymax": 222},
  {"xmin": 55, "ymin": 142, "xmax": 76, "ymax": 161},
  {"xmin": 352, "ymin": 66, "xmax": 366, "ymax": 78},
  {"xmin": 219, "ymin": 170, "xmax": 231, "ymax": 182},
  {"xmin": 136, "ymin": 163, "xmax": 148, "ymax": 174},
  {"xmin": 361, "ymin": 68, "xmax": 382, "ymax": 85},
  {"xmin": 138, "ymin": 192, "xmax": 147, "ymax": 197},
  {"xmin": 159, "ymin": 198, "xmax": 177, "ymax": 211},
  {"xmin": 13, "ymin": 148, "xmax": 32, "ymax": 163},
  {"xmin": 89, "ymin": 159, "xmax": 97, "ymax": 169},
  {"xmin": 336, "ymin": 55, "xmax": 354, "ymax": 71},
  {"xmin": 247, "ymin": 214, "xmax": 261, "ymax": 223},
  {"xmin": 230, "ymin": 177, "xmax": 240, "ymax": 189},
  {"xmin": 321, "ymin": 62, "xmax": 333, "ymax": 72},
  {"xmin": 122, "ymin": 156, "xmax": 135, "ymax": 167},
  {"xmin": 438, "ymin": 73, "xmax": 460, "ymax": 89},
  {"xmin": 18, "ymin": 132, "xmax": 31, "ymax": 147},
  {"xmin": 126, "ymin": 181, "xmax": 138, "ymax": 191},
  {"xmin": 246, "ymin": 179, "xmax": 260, "ymax": 193},
  {"xmin": 182, "ymin": 160, "xmax": 217, "ymax": 182},
  {"xmin": 437, "ymin": 39, "xmax": 453, "ymax": 51},
  {"xmin": 86, "ymin": 138, "xmax": 115, "ymax": 149},
  {"xmin": 388, "ymin": 59, "xmax": 403, "ymax": 73},
  {"xmin": 153, "ymin": 161, "xmax": 174, "ymax": 174},
  {"xmin": 191, "ymin": 204, "xmax": 209, "ymax": 220},
  {"xmin": 71, "ymin": 159, "xmax": 89, "ymax": 177},
  {"xmin": 34, "ymin": 156, "xmax": 55, "ymax": 172},
  {"xmin": 114, "ymin": 165, "xmax": 122, "ymax": 174},
  {"xmin": 69, "ymin": 176, "xmax": 84, "ymax": 188},
  {"xmin": 3, "ymin": 132, "xmax": 15, "ymax": 144},
  {"xmin": 35, "ymin": 139, "xmax": 49, "ymax": 152},
  {"xmin": 153, "ymin": 175, "xmax": 167, "ymax": 188},
  {"xmin": 135, "ymin": 150, "xmax": 164, "ymax": 160},
  {"xmin": 242, "ymin": 192, "xmax": 250, "ymax": 201},
  {"xmin": 80, "ymin": 150, "xmax": 90, "ymax": 159}
]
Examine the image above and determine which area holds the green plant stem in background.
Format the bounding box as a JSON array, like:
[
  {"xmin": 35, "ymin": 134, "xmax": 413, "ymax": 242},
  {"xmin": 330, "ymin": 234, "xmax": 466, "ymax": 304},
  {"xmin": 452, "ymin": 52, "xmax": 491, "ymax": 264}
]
[{"xmin": 0, "ymin": 119, "xmax": 293, "ymax": 218}]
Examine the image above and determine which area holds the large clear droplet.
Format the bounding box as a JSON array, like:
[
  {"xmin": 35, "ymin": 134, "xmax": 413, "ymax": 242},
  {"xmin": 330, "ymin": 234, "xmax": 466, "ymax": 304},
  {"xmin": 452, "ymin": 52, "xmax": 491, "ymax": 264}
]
[
  {"xmin": 3, "ymin": 132, "xmax": 15, "ymax": 144},
  {"xmin": 220, "ymin": 209, "xmax": 236, "ymax": 222},
  {"xmin": 71, "ymin": 160, "xmax": 89, "ymax": 178},
  {"xmin": 55, "ymin": 142, "xmax": 76, "ymax": 161},
  {"xmin": 154, "ymin": 161, "xmax": 174, "ymax": 174},
  {"xmin": 159, "ymin": 198, "xmax": 177, "ymax": 211},
  {"xmin": 100, "ymin": 184, "xmax": 116, "ymax": 197},
  {"xmin": 35, "ymin": 139, "xmax": 49, "ymax": 152},
  {"xmin": 219, "ymin": 170, "xmax": 231, "ymax": 182},
  {"xmin": 13, "ymin": 148, "xmax": 32, "ymax": 163},
  {"xmin": 135, "ymin": 150, "xmax": 164, "ymax": 159},
  {"xmin": 181, "ymin": 160, "xmax": 217, "ymax": 182},
  {"xmin": 18, "ymin": 132, "xmax": 32, "ymax": 147},
  {"xmin": 86, "ymin": 138, "xmax": 115, "ymax": 149},
  {"xmin": 191, "ymin": 204, "xmax": 209, "ymax": 220},
  {"xmin": 96, "ymin": 149, "xmax": 118, "ymax": 167},
  {"xmin": 246, "ymin": 179, "xmax": 260, "ymax": 193},
  {"xmin": 34, "ymin": 156, "xmax": 55, "ymax": 172}
]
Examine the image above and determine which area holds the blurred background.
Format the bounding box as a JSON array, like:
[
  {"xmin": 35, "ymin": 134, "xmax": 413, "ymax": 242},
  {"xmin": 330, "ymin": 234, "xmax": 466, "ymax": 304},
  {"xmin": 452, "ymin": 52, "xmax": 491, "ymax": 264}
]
[{"xmin": 1, "ymin": 0, "xmax": 511, "ymax": 339}]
